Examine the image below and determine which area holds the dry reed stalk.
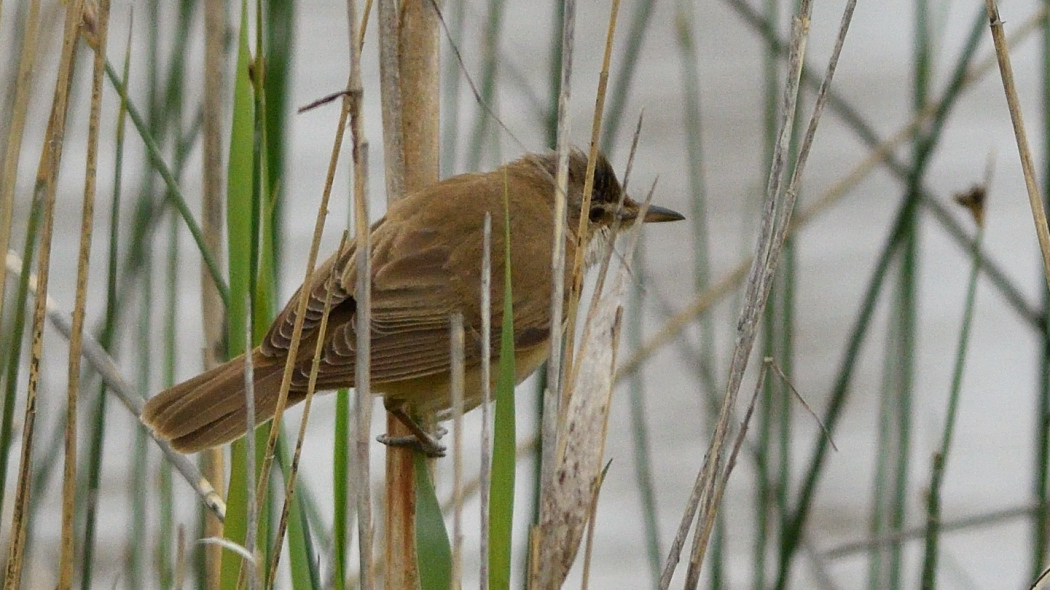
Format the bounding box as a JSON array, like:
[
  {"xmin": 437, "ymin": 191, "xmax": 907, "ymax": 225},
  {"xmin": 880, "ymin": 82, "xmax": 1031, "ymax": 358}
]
[
  {"xmin": 58, "ymin": 0, "xmax": 110, "ymax": 586},
  {"xmin": 563, "ymin": 0, "xmax": 621, "ymax": 388},
  {"xmin": 537, "ymin": 0, "xmax": 576, "ymax": 562},
  {"xmin": 3, "ymin": 251, "xmax": 228, "ymax": 517},
  {"xmin": 377, "ymin": 0, "xmax": 404, "ymax": 202},
  {"xmin": 375, "ymin": 1, "xmax": 416, "ymax": 587},
  {"xmin": 267, "ymin": 233, "xmax": 346, "ymax": 588},
  {"xmin": 658, "ymin": 1, "xmax": 812, "ymax": 585},
  {"xmin": 242, "ymin": 299, "xmax": 258, "ymax": 590},
  {"xmin": 345, "ymin": 1, "xmax": 374, "ymax": 587},
  {"xmin": 4, "ymin": 0, "xmax": 84, "ymax": 584},
  {"xmin": 399, "ymin": 0, "xmax": 440, "ymax": 183},
  {"xmin": 450, "ymin": 312, "xmax": 465, "ymax": 589},
  {"xmin": 479, "ymin": 214, "xmax": 492, "ymax": 590},
  {"xmin": 250, "ymin": 0, "xmax": 355, "ymax": 542},
  {"xmin": 982, "ymin": 0, "xmax": 1050, "ymax": 288},
  {"xmin": 0, "ymin": 0, "xmax": 42, "ymax": 331},
  {"xmin": 201, "ymin": 0, "xmax": 227, "ymax": 581},
  {"xmin": 381, "ymin": 2, "xmax": 441, "ymax": 588},
  {"xmin": 621, "ymin": 0, "xmax": 1038, "ymax": 389}
]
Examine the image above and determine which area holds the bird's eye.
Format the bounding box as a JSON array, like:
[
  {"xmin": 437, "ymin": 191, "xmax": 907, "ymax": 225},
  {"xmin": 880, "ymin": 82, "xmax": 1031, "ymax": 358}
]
[{"xmin": 589, "ymin": 207, "xmax": 604, "ymax": 223}]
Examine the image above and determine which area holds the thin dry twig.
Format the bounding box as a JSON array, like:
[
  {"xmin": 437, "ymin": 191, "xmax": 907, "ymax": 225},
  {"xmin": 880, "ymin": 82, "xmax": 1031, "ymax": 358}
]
[
  {"xmin": 982, "ymin": 0, "xmax": 1050, "ymax": 289},
  {"xmin": 768, "ymin": 359, "xmax": 837, "ymax": 452},
  {"xmin": 267, "ymin": 233, "xmax": 347, "ymax": 588},
  {"xmin": 580, "ymin": 463, "xmax": 612, "ymax": 590},
  {"xmin": 251, "ymin": 130, "xmax": 336, "ymax": 550},
  {"xmin": 3, "ymin": 251, "xmax": 228, "ymax": 519}
]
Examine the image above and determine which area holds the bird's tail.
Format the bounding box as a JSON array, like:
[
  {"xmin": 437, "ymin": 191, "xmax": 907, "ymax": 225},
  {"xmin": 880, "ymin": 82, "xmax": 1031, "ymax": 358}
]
[{"xmin": 141, "ymin": 351, "xmax": 303, "ymax": 453}]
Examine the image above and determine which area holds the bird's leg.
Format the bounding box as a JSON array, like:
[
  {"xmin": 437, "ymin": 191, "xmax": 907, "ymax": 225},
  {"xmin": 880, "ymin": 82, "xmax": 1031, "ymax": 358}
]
[{"xmin": 377, "ymin": 405, "xmax": 447, "ymax": 457}]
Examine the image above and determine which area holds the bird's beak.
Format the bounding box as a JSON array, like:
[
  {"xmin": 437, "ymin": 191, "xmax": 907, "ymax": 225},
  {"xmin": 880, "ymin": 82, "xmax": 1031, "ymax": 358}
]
[
  {"xmin": 641, "ymin": 204, "xmax": 686, "ymax": 223},
  {"xmin": 619, "ymin": 198, "xmax": 685, "ymax": 223}
]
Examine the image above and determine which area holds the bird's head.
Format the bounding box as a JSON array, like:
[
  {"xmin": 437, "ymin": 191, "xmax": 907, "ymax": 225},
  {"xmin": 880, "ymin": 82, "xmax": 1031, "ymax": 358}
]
[{"xmin": 524, "ymin": 148, "xmax": 684, "ymax": 251}]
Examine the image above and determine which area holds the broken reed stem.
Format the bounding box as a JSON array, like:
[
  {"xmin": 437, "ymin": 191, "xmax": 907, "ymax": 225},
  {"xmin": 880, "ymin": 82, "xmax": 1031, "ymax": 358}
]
[
  {"xmin": 537, "ymin": 0, "xmax": 576, "ymax": 558},
  {"xmin": 5, "ymin": 0, "xmax": 84, "ymax": 584},
  {"xmin": 982, "ymin": 0, "xmax": 1050, "ymax": 289},
  {"xmin": 59, "ymin": 0, "xmax": 110, "ymax": 585}
]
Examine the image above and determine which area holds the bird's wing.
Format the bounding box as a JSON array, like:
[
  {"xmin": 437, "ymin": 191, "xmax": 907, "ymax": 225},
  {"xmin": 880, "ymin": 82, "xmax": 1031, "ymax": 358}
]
[
  {"xmin": 259, "ymin": 239, "xmax": 357, "ymax": 359},
  {"xmin": 323, "ymin": 218, "xmax": 467, "ymax": 384},
  {"xmin": 259, "ymin": 208, "xmax": 481, "ymax": 387}
]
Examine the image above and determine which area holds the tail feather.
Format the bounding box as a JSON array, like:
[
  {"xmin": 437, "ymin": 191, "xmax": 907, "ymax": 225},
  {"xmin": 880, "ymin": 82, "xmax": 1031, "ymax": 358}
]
[{"xmin": 142, "ymin": 351, "xmax": 304, "ymax": 453}]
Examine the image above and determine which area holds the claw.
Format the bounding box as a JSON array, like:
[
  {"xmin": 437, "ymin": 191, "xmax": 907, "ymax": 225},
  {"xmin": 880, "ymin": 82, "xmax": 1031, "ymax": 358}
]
[{"xmin": 377, "ymin": 432, "xmax": 447, "ymax": 457}]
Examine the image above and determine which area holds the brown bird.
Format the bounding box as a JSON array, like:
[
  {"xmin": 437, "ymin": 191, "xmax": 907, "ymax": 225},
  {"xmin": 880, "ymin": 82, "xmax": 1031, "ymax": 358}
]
[{"xmin": 141, "ymin": 148, "xmax": 683, "ymax": 455}]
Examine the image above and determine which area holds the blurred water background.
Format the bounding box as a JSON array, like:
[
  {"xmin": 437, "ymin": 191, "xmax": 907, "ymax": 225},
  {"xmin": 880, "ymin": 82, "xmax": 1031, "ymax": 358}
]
[{"xmin": 2, "ymin": 0, "xmax": 1050, "ymax": 587}]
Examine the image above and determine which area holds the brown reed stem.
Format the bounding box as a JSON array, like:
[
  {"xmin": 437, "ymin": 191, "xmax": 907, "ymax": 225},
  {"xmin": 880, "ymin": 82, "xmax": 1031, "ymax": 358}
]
[
  {"xmin": 201, "ymin": 0, "xmax": 227, "ymax": 581},
  {"xmin": 58, "ymin": 0, "xmax": 110, "ymax": 586},
  {"xmin": 982, "ymin": 0, "xmax": 1050, "ymax": 289},
  {"xmin": 5, "ymin": 0, "xmax": 84, "ymax": 585},
  {"xmin": 347, "ymin": 0, "xmax": 374, "ymax": 587},
  {"xmin": 382, "ymin": 2, "xmax": 441, "ymax": 589},
  {"xmin": 0, "ymin": 0, "xmax": 42, "ymax": 333}
]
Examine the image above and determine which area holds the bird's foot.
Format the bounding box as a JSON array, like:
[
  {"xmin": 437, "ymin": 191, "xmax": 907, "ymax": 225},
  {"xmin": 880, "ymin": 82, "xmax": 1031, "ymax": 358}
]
[
  {"xmin": 377, "ymin": 432, "xmax": 446, "ymax": 457},
  {"xmin": 379, "ymin": 406, "xmax": 447, "ymax": 457}
]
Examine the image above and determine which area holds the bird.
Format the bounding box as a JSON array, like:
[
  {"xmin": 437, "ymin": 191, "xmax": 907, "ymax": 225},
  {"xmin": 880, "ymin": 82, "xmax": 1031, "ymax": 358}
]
[{"xmin": 141, "ymin": 148, "xmax": 684, "ymax": 455}]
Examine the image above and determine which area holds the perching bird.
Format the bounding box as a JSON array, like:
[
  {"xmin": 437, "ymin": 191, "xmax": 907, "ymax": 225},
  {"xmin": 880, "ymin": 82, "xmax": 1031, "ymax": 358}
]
[{"xmin": 141, "ymin": 148, "xmax": 683, "ymax": 455}]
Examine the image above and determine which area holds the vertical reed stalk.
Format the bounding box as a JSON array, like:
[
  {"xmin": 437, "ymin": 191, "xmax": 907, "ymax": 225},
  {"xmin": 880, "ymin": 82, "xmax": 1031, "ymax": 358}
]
[
  {"xmin": 4, "ymin": 0, "xmax": 84, "ymax": 584},
  {"xmin": 201, "ymin": 0, "xmax": 228, "ymax": 581},
  {"xmin": 382, "ymin": 1, "xmax": 441, "ymax": 588},
  {"xmin": 0, "ymin": 0, "xmax": 41, "ymax": 336},
  {"xmin": 1038, "ymin": 0, "xmax": 1050, "ymax": 575},
  {"xmin": 0, "ymin": 0, "xmax": 42, "ymax": 525},
  {"xmin": 58, "ymin": 0, "xmax": 110, "ymax": 584}
]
